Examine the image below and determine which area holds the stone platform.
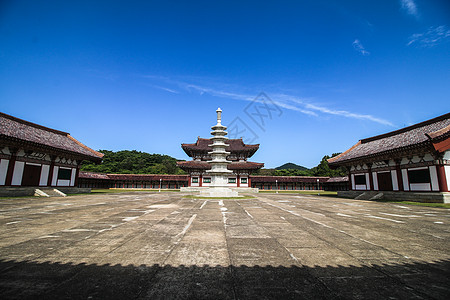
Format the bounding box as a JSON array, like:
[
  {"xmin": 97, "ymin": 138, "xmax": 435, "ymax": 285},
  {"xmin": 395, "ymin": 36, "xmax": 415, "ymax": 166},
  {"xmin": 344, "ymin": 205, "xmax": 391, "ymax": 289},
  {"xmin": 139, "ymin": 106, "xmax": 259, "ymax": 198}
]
[
  {"xmin": 0, "ymin": 192, "xmax": 449, "ymax": 299},
  {"xmin": 338, "ymin": 190, "xmax": 450, "ymax": 203}
]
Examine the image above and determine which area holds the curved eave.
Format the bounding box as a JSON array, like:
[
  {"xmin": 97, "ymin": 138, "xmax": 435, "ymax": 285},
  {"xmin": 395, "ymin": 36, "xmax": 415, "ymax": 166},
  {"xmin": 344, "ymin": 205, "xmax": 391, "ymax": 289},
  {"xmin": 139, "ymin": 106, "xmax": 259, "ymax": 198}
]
[
  {"xmin": 0, "ymin": 135, "xmax": 103, "ymax": 163},
  {"xmin": 328, "ymin": 141, "xmax": 432, "ymax": 167}
]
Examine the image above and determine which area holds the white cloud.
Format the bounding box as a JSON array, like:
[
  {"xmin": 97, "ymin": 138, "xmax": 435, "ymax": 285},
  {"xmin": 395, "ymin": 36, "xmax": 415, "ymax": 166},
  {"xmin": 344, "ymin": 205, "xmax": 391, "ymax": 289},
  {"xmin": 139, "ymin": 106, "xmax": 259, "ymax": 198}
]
[
  {"xmin": 400, "ymin": 0, "xmax": 418, "ymax": 17},
  {"xmin": 407, "ymin": 25, "xmax": 450, "ymax": 47},
  {"xmin": 140, "ymin": 75, "xmax": 393, "ymax": 126},
  {"xmin": 352, "ymin": 39, "xmax": 370, "ymax": 56},
  {"xmin": 151, "ymin": 85, "xmax": 180, "ymax": 94}
]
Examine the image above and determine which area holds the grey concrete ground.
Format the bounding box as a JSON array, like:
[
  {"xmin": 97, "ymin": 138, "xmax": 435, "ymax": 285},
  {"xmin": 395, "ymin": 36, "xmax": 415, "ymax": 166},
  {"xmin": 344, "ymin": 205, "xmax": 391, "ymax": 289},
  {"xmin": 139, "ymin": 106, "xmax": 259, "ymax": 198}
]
[{"xmin": 0, "ymin": 192, "xmax": 449, "ymax": 299}]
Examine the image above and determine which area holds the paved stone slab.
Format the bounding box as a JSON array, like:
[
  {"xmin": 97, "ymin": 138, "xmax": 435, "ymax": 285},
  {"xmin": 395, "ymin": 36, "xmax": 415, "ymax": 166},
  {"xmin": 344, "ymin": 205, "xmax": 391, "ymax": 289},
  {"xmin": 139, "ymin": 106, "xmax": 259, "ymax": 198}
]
[{"xmin": 0, "ymin": 192, "xmax": 449, "ymax": 299}]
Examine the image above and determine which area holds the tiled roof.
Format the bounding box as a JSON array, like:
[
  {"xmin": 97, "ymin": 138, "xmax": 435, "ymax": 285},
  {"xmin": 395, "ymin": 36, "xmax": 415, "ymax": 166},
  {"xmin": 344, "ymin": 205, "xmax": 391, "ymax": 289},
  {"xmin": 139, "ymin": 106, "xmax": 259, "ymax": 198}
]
[
  {"xmin": 227, "ymin": 162, "xmax": 264, "ymax": 170},
  {"xmin": 326, "ymin": 176, "xmax": 348, "ymax": 183},
  {"xmin": 177, "ymin": 161, "xmax": 211, "ymax": 170},
  {"xmin": 79, "ymin": 171, "xmax": 110, "ymax": 180},
  {"xmin": 328, "ymin": 113, "xmax": 450, "ymax": 166},
  {"xmin": 177, "ymin": 160, "xmax": 264, "ymax": 171},
  {"xmin": 0, "ymin": 112, "xmax": 103, "ymax": 161},
  {"xmin": 251, "ymin": 176, "xmax": 329, "ymax": 183},
  {"xmin": 106, "ymin": 174, "xmax": 189, "ymax": 181},
  {"xmin": 181, "ymin": 138, "xmax": 259, "ymax": 157}
]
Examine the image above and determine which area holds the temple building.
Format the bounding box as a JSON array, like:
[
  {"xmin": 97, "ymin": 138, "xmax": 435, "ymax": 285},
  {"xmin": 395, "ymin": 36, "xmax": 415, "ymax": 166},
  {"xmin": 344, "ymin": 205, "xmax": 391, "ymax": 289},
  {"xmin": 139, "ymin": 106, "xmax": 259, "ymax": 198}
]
[
  {"xmin": 177, "ymin": 137, "xmax": 264, "ymax": 188},
  {"xmin": 328, "ymin": 113, "xmax": 450, "ymax": 202},
  {"xmin": 0, "ymin": 112, "xmax": 103, "ymax": 196}
]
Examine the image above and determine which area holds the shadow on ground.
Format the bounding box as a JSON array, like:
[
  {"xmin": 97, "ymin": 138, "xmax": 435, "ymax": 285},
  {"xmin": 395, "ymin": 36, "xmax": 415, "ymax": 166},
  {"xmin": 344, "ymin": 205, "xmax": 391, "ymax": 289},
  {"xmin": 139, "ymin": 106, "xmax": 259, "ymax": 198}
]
[{"xmin": 0, "ymin": 259, "xmax": 449, "ymax": 299}]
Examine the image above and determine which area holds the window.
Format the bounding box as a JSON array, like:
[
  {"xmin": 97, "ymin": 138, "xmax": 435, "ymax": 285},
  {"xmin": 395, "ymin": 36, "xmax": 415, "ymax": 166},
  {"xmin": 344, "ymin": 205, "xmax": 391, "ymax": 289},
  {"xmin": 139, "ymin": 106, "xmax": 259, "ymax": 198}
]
[
  {"xmin": 241, "ymin": 177, "xmax": 247, "ymax": 184},
  {"xmin": 228, "ymin": 178, "xmax": 236, "ymax": 183},
  {"xmin": 192, "ymin": 177, "xmax": 199, "ymax": 183},
  {"xmin": 203, "ymin": 177, "xmax": 211, "ymax": 183},
  {"xmin": 354, "ymin": 174, "xmax": 366, "ymax": 185},
  {"xmin": 57, "ymin": 168, "xmax": 71, "ymax": 180},
  {"xmin": 408, "ymin": 169, "xmax": 431, "ymax": 184}
]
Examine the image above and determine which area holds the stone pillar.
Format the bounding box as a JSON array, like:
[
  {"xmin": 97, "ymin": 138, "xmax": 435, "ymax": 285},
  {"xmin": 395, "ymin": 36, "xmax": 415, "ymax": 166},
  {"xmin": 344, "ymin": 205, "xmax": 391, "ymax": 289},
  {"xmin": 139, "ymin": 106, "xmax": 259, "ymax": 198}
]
[{"xmin": 5, "ymin": 148, "xmax": 18, "ymax": 186}]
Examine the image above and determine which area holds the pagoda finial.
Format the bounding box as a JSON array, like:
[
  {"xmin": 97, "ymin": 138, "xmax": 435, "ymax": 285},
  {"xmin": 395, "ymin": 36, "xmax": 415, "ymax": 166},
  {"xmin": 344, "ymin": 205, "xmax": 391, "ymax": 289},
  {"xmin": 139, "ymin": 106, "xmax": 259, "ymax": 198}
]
[{"xmin": 216, "ymin": 107, "xmax": 222, "ymax": 124}]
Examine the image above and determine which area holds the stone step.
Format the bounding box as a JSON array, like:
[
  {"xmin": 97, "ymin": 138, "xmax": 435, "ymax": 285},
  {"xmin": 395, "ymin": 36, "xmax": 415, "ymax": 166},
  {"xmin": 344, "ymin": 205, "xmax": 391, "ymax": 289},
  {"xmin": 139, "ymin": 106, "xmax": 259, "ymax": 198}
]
[{"xmin": 34, "ymin": 188, "xmax": 67, "ymax": 197}]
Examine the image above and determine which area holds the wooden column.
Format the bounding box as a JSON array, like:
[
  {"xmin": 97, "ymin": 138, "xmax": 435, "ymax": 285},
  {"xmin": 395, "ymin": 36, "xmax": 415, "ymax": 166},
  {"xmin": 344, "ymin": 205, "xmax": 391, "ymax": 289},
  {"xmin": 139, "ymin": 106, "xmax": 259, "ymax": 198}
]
[
  {"xmin": 248, "ymin": 177, "xmax": 251, "ymax": 187},
  {"xmin": 237, "ymin": 174, "xmax": 240, "ymax": 187},
  {"xmin": 346, "ymin": 167, "xmax": 352, "ymax": 190},
  {"xmin": 395, "ymin": 160, "xmax": 404, "ymax": 191},
  {"xmin": 47, "ymin": 155, "xmax": 56, "ymax": 187},
  {"xmin": 5, "ymin": 148, "xmax": 18, "ymax": 186},
  {"xmin": 436, "ymin": 164, "xmax": 449, "ymax": 192},
  {"xmin": 74, "ymin": 160, "xmax": 81, "ymax": 187},
  {"xmin": 367, "ymin": 165, "xmax": 374, "ymax": 191},
  {"xmin": 199, "ymin": 174, "xmax": 203, "ymax": 187}
]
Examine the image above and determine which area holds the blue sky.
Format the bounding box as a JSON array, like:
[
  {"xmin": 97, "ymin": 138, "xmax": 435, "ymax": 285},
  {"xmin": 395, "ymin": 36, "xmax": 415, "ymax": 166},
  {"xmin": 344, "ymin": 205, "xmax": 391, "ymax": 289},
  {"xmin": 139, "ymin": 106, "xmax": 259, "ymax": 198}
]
[{"xmin": 1, "ymin": 0, "xmax": 449, "ymax": 168}]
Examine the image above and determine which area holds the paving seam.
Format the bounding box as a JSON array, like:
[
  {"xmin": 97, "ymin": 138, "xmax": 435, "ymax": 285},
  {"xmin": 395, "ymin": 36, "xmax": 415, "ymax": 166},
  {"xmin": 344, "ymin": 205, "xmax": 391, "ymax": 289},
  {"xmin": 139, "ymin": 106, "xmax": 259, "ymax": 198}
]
[
  {"xmin": 283, "ymin": 196, "xmax": 450, "ymax": 245},
  {"xmin": 39, "ymin": 194, "xmax": 198, "ymax": 299},
  {"xmin": 234, "ymin": 198, "xmax": 345, "ymax": 298},
  {"xmin": 256, "ymin": 196, "xmax": 435, "ymax": 299}
]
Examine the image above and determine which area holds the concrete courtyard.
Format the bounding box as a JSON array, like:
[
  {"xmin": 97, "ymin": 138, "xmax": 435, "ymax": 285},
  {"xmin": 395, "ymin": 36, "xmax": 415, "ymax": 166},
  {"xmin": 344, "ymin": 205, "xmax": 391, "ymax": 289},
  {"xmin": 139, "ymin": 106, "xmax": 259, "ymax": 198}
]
[{"xmin": 0, "ymin": 192, "xmax": 449, "ymax": 299}]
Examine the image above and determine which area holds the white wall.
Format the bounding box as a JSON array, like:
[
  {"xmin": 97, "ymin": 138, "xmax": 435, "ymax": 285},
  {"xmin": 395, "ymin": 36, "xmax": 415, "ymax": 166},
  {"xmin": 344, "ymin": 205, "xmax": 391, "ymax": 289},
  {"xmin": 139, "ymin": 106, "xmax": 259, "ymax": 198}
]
[
  {"xmin": 57, "ymin": 180, "xmax": 70, "ymax": 186},
  {"xmin": 391, "ymin": 170, "xmax": 399, "ymax": 191},
  {"xmin": 51, "ymin": 166, "xmax": 59, "ymax": 186},
  {"xmin": 0, "ymin": 159, "xmax": 9, "ymax": 185},
  {"xmin": 240, "ymin": 176, "xmax": 249, "ymax": 187},
  {"xmin": 445, "ymin": 165, "xmax": 450, "ymax": 191},
  {"xmin": 402, "ymin": 169, "xmax": 409, "ymax": 191},
  {"xmin": 11, "ymin": 161, "xmax": 25, "ymax": 185},
  {"xmin": 351, "ymin": 174, "xmax": 355, "ymax": 190},
  {"xmin": 372, "ymin": 172, "xmax": 378, "ymax": 190},
  {"xmin": 70, "ymin": 168, "xmax": 76, "ymax": 186},
  {"xmin": 365, "ymin": 173, "xmax": 370, "ymax": 190},
  {"xmin": 410, "ymin": 183, "xmax": 431, "ymax": 191},
  {"xmin": 191, "ymin": 176, "xmax": 199, "ymax": 187},
  {"xmin": 429, "ymin": 166, "xmax": 439, "ymax": 191},
  {"xmin": 39, "ymin": 165, "xmax": 50, "ymax": 186}
]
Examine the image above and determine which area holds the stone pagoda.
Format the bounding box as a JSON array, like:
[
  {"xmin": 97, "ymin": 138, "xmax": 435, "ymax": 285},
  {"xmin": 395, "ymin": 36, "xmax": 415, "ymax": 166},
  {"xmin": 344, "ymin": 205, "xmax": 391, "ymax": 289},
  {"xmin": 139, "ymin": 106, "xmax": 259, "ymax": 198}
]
[
  {"xmin": 179, "ymin": 108, "xmax": 263, "ymax": 196},
  {"xmin": 199, "ymin": 108, "xmax": 238, "ymax": 197}
]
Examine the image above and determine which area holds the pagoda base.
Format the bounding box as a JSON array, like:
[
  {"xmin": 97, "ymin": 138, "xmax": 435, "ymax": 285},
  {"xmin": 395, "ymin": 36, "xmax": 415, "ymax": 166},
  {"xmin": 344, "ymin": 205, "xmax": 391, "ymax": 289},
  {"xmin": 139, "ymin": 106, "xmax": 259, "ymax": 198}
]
[{"xmin": 199, "ymin": 187, "xmax": 239, "ymax": 197}]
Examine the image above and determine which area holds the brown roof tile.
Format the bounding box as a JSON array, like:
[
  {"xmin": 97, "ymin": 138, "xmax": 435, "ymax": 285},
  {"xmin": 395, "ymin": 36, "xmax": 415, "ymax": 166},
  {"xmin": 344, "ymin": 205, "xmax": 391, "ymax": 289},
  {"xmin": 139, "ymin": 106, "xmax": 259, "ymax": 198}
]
[
  {"xmin": 329, "ymin": 113, "xmax": 450, "ymax": 165},
  {"xmin": 177, "ymin": 160, "xmax": 264, "ymax": 171},
  {"xmin": 0, "ymin": 112, "xmax": 103, "ymax": 161},
  {"xmin": 250, "ymin": 176, "xmax": 329, "ymax": 183},
  {"xmin": 106, "ymin": 174, "xmax": 189, "ymax": 181},
  {"xmin": 181, "ymin": 138, "xmax": 259, "ymax": 157}
]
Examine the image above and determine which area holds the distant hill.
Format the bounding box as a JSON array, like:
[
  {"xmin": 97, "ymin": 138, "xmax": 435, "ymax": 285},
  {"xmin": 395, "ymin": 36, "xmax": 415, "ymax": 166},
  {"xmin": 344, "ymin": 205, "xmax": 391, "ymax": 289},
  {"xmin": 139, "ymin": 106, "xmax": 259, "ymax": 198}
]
[{"xmin": 275, "ymin": 163, "xmax": 309, "ymax": 171}]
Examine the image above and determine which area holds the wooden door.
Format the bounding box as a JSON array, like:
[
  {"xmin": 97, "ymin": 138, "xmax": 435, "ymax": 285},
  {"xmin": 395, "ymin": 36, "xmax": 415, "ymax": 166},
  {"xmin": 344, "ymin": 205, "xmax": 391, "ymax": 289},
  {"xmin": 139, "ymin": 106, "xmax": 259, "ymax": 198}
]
[
  {"xmin": 377, "ymin": 172, "xmax": 393, "ymax": 191},
  {"xmin": 22, "ymin": 164, "xmax": 41, "ymax": 186}
]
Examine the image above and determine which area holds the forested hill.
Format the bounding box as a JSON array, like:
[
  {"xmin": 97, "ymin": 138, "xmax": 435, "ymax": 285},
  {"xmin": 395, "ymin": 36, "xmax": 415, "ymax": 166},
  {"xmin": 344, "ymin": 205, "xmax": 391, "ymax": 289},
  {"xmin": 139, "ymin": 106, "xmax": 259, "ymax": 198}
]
[
  {"xmin": 256, "ymin": 153, "xmax": 346, "ymax": 177},
  {"xmin": 81, "ymin": 150, "xmax": 347, "ymax": 177},
  {"xmin": 275, "ymin": 162, "xmax": 308, "ymax": 171},
  {"xmin": 81, "ymin": 150, "xmax": 186, "ymax": 174}
]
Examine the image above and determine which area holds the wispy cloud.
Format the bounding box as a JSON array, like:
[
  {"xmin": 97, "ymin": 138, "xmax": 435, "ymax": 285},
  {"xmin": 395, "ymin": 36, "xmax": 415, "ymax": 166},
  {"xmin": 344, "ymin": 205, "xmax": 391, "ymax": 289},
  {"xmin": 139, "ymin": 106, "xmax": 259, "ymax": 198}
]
[
  {"xmin": 139, "ymin": 75, "xmax": 393, "ymax": 126},
  {"xmin": 151, "ymin": 85, "xmax": 180, "ymax": 94},
  {"xmin": 407, "ymin": 25, "xmax": 450, "ymax": 47},
  {"xmin": 272, "ymin": 94, "xmax": 393, "ymax": 126},
  {"xmin": 400, "ymin": 0, "xmax": 418, "ymax": 18},
  {"xmin": 352, "ymin": 39, "xmax": 370, "ymax": 56}
]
